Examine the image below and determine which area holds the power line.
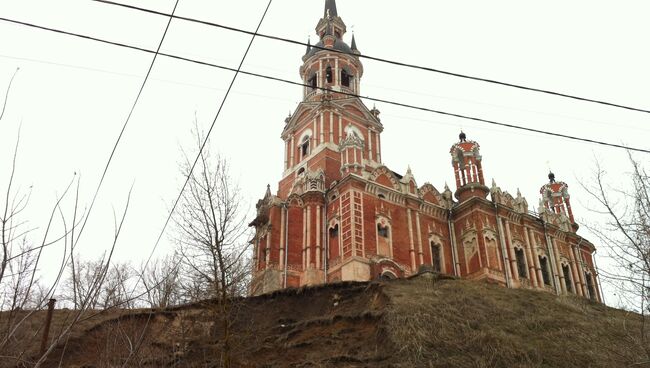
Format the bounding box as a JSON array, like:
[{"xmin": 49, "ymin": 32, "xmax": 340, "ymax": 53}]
[
  {"xmin": 136, "ymin": 0, "xmax": 274, "ymax": 287},
  {"xmin": 1, "ymin": 52, "xmax": 646, "ymax": 134},
  {"xmin": 90, "ymin": 0, "xmax": 650, "ymax": 116},
  {"xmin": 0, "ymin": 16, "xmax": 648, "ymax": 154},
  {"xmin": 66, "ymin": 0, "xmax": 181, "ymax": 249}
]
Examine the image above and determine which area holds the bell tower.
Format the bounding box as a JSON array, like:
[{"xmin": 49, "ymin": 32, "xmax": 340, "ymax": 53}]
[
  {"xmin": 278, "ymin": 0, "xmax": 381, "ymax": 198},
  {"xmin": 252, "ymin": 0, "xmax": 385, "ymax": 294}
]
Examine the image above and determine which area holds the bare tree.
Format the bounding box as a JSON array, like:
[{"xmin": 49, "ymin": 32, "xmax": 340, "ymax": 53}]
[
  {"xmin": 582, "ymin": 153, "xmax": 650, "ymax": 359},
  {"xmin": 173, "ymin": 128, "xmax": 250, "ymax": 367},
  {"xmin": 138, "ymin": 254, "xmax": 181, "ymax": 308}
]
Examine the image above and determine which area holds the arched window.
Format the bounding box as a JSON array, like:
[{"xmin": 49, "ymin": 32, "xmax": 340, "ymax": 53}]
[
  {"xmin": 341, "ymin": 69, "xmax": 351, "ymax": 87},
  {"xmin": 515, "ymin": 248, "xmax": 527, "ymax": 279},
  {"xmin": 539, "ymin": 256, "xmax": 551, "ymax": 286},
  {"xmin": 563, "ymin": 264, "xmax": 573, "ymax": 293},
  {"xmin": 300, "ymin": 135, "xmax": 310, "ymax": 158},
  {"xmin": 325, "ymin": 66, "xmax": 333, "ymax": 84},
  {"xmin": 430, "ymin": 242, "xmax": 441, "ymax": 273},
  {"xmin": 379, "ymin": 271, "xmax": 396, "ymax": 281}
]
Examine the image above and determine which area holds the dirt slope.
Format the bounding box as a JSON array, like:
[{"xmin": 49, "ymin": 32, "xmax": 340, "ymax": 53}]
[{"xmin": 3, "ymin": 275, "xmax": 647, "ymax": 368}]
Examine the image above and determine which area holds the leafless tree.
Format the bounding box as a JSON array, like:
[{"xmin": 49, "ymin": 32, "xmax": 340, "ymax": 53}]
[
  {"xmin": 582, "ymin": 153, "xmax": 650, "ymax": 359},
  {"xmin": 138, "ymin": 254, "xmax": 181, "ymax": 308},
  {"xmin": 173, "ymin": 128, "xmax": 251, "ymax": 367}
]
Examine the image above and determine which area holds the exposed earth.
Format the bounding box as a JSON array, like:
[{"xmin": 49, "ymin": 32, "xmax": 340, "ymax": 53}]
[{"xmin": 3, "ymin": 274, "xmax": 647, "ymax": 367}]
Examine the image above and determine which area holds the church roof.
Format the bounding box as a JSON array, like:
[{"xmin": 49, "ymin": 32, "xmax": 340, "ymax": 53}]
[{"xmin": 304, "ymin": 38, "xmax": 353, "ymax": 59}]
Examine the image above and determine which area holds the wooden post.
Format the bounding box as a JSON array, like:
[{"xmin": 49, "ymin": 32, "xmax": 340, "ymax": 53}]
[{"xmin": 39, "ymin": 298, "xmax": 56, "ymax": 357}]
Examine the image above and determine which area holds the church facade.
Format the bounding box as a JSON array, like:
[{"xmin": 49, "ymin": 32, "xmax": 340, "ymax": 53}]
[{"xmin": 249, "ymin": 0, "xmax": 601, "ymax": 302}]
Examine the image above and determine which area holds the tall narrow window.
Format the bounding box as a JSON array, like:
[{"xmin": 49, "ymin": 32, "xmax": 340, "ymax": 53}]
[
  {"xmin": 563, "ymin": 264, "xmax": 573, "ymax": 293},
  {"xmin": 300, "ymin": 136, "xmax": 310, "ymax": 158},
  {"xmin": 515, "ymin": 248, "xmax": 527, "ymax": 279},
  {"xmin": 341, "ymin": 69, "xmax": 351, "ymax": 87},
  {"xmin": 585, "ymin": 273, "xmax": 596, "ymax": 300},
  {"xmin": 431, "ymin": 242, "xmax": 441, "ymax": 273},
  {"xmin": 308, "ymin": 74, "xmax": 317, "ymax": 90},
  {"xmin": 326, "ymin": 66, "xmax": 333, "ymax": 84},
  {"xmin": 539, "ymin": 256, "xmax": 551, "ymax": 286},
  {"xmin": 376, "ymin": 223, "xmax": 391, "ymax": 257}
]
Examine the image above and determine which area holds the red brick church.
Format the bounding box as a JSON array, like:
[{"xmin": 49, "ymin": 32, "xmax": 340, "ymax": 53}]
[{"xmin": 250, "ymin": 0, "xmax": 601, "ymax": 302}]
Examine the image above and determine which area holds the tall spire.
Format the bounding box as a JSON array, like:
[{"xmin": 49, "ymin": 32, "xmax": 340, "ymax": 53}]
[
  {"xmin": 351, "ymin": 33, "xmax": 358, "ymax": 51},
  {"xmin": 324, "ymin": 0, "xmax": 338, "ymax": 18}
]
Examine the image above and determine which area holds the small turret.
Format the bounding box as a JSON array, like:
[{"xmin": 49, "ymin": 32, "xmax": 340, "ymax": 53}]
[
  {"xmin": 340, "ymin": 123, "xmax": 365, "ymax": 175},
  {"xmin": 351, "ymin": 33, "xmax": 360, "ymax": 54},
  {"xmin": 540, "ymin": 172, "xmax": 578, "ymax": 231},
  {"xmin": 449, "ymin": 131, "xmax": 488, "ymax": 202}
]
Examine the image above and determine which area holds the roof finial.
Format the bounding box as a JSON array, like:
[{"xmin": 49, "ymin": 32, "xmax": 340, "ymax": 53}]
[
  {"xmin": 351, "ymin": 32, "xmax": 358, "ymax": 51},
  {"xmin": 459, "ymin": 130, "xmax": 467, "ymax": 142},
  {"xmin": 548, "ymin": 171, "xmax": 556, "ymax": 183}
]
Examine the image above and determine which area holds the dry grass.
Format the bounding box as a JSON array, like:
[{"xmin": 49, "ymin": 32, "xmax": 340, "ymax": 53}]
[{"xmin": 384, "ymin": 274, "xmax": 648, "ymax": 368}]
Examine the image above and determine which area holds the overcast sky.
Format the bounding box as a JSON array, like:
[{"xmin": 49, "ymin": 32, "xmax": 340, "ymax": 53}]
[{"xmin": 0, "ymin": 0, "xmax": 648, "ymax": 307}]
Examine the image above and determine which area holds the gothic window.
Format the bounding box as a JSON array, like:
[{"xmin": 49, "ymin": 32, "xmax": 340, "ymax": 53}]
[
  {"xmin": 341, "ymin": 69, "xmax": 351, "ymax": 87},
  {"xmin": 329, "ymin": 224, "xmax": 339, "ymax": 238},
  {"xmin": 300, "ymin": 136, "xmax": 310, "ymax": 158},
  {"xmin": 585, "ymin": 273, "xmax": 596, "ymax": 301},
  {"xmin": 326, "ymin": 66, "xmax": 333, "ymax": 84},
  {"xmin": 563, "ymin": 264, "xmax": 573, "ymax": 293},
  {"xmin": 308, "ymin": 74, "xmax": 317, "ymax": 90},
  {"xmin": 539, "ymin": 256, "xmax": 551, "ymax": 286},
  {"xmin": 431, "ymin": 242, "xmax": 442, "ymax": 273},
  {"xmin": 515, "ymin": 248, "xmax": 527, "ymax": 279}
]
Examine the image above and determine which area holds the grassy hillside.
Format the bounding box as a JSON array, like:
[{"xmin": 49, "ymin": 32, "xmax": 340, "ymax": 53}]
[{"xmin": 2, "ymin": 274, "xmax": 647, "ymax": 367}]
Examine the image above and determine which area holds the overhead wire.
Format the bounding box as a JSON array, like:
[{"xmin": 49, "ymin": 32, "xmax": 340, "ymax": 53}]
[
  {"xmin": 62, "ymin": 0, "xmax": 181, "ymax": 250},
  {"xmin": 90, "ymin": 0, "xmax": 650, "ymax": 115},
  {"xmin": 0, "ymin": 16, "xmax": 648, "ymax": 154},
  {"xmin": 1, "ymin": 52, "xmax": 646, "ymax": 134},
  {"xmin": 133, "ymin": 0, "xmax": 274, "ymax": 291},
  {"xmin": 73, "ymin": 0, "xmax": 273, "ymax": 348}
]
